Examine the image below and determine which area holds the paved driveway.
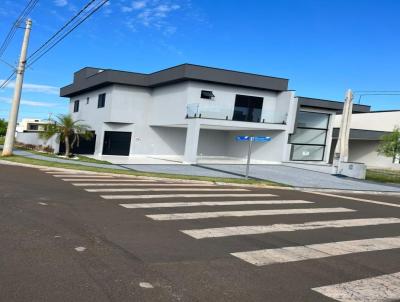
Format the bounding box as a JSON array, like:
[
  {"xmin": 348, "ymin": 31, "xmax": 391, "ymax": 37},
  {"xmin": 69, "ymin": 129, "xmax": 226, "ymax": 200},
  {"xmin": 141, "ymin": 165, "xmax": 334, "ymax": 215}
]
[{"xmin": 123, "ymin": 164, "xmax": 400, "ymax": 192}]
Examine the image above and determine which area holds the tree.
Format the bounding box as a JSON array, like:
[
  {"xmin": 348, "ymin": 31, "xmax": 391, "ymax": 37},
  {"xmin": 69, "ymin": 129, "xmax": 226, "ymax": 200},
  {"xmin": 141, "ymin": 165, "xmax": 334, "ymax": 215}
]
[
  {"xmin": 377, "ymin": 127, "xmax": 400, "ymax": 163},
  {"xmin": 40, "ymin": 114, "xmax": 93, "ymax": 157},
  {"xmin": 0, "ymin": 118, "xmax": 7, "ymax": 137}
]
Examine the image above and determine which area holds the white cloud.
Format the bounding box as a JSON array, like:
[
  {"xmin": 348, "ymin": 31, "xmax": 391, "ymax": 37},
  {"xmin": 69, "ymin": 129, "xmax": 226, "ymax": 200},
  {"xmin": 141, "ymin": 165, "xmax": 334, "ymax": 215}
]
[
  {"xmin": 121, "ymin": 0, "xmax": 147, "ymax": 12},
  {"xmin": 54, "ymin": 0, "xmax": 68, "ymax": 7},
  {"xmin": 132, "ymin": 1, "xmax": 147, "ymax": 9},
  {"xmin": 0, "ymin": 80, "xmax": 59, "ymax": 95},
  {"xmin": 0, "ymin": 97, "xmax": 58, "ymax": 107},
  {"xmin": 122, "ymin": 0, "xmax": 181, "ymax": 33}
]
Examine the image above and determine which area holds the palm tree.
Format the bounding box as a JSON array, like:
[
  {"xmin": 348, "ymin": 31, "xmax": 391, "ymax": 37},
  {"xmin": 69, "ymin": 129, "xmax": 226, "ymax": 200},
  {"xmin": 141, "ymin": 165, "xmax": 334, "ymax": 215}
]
[{"xmin": 40, "ymin": 114, "xmax": 93, "ymax": 157}]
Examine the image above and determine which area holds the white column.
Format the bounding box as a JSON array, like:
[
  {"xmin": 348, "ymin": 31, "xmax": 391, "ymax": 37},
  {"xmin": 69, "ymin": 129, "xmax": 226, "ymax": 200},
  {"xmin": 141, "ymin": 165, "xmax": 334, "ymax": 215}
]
[{"xmin": 184, "ymin": 119, "xmax": 201, "ymax": 164}]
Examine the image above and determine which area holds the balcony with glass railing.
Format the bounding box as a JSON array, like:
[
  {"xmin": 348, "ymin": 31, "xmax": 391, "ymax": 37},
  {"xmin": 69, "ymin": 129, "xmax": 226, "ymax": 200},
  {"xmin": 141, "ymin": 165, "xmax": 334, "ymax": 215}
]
[{"xmin": 186, "ymin": 103, "xmax": 288, "ymax": 125}]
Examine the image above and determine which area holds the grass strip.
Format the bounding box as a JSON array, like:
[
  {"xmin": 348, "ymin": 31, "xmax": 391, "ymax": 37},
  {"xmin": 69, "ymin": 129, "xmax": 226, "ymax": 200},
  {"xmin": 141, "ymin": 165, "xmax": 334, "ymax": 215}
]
[
  {"xmin": 1, "ymin": 155, "xmax": 286, "ymax": 187},
  {"xmin": 366, "ymin": 169, "xmax": 400, "ymax": 184}
]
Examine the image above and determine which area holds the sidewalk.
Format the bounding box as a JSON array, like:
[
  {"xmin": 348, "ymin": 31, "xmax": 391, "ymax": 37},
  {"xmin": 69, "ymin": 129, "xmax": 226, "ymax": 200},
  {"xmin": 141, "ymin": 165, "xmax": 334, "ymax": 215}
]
[{"xmin": 7, "ymin": 149, "xmax": 400, "ymax": 192}]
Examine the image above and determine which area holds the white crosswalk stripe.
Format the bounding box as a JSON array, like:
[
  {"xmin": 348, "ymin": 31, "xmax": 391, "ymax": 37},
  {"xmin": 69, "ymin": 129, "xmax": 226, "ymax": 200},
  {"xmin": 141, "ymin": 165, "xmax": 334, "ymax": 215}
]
[
  {"xmin": 231, "ymin": 236, "xmax": 400, "ymax": 266},
  {"xmin": 147, "ymin": 207, "xmax": 355, "ymax": 221},
  {"xmin": 312, "ymin": 272, "xmax": 400, "ymax": 302},
  {"xmin": 101, "ymin": 193, "xmax": 277, "ymax": 199},
  {"xmin": 72, "ymin": 183, "xmax": 218, "ymax": 187},
  {"xmin": 53, "ymin": 175, "xmax": 114, "ymax": 178},
  {"xmin": 182, "ymin": 217, "xmax": 400, "ymax": 239},
  {"xmin": 62, "ymin": 179, "xmax": 157, "ymax": 182},
  {"xmin": 86, "ymin": 188, "xmax": 250, "ymax": 192},
  {"xmin": 120, "ymin": 199, "xmax": 305, "ymax": 209}
]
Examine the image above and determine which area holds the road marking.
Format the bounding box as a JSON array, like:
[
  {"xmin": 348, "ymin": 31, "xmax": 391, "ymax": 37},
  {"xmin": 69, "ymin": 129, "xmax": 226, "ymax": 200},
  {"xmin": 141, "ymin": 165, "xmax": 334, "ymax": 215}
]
[
  {"xmin": 312, "ymin": 272, "xmax": 400, "ymax": 302},
  {"xmin": 62, "ymin": 179, "xmax": 156, "ymax": 182},
  {"xmin": 45, "ymin": 171, "xmax": 106, "ymax": 175},
  {"xmin": 139, "ymin": 282, "xmax": 154, "ymax": 289},
  {"xmin": 101, "ymin": 193, "xmax": 277, "ymax": 200},
  {"xmin": 182, "ymin": 217, "xmax": 400, "ymax": 239},
  {"xmin": 121, "ymin": 199, "xmax": 304, "ymax": 209},
  {"xmin": 53, "ymin": 175, "xmax": 113, "ymax": 178},
  {"xmin": 86, "ymin": 188, "xmax": 249, "ymax": 192},
  {"xmin": 74, "ymin": 246, "xmax": 87, "ymax": 252},
  {"xmin": 73, "ymin": 183, "xmax": 218, "ymax": 187},
  {"xmin": 147, "ymin": 207, "xmax": 355, "ymax": 221},
  {"xmin": 231, "ymin": 235, "xmax": 400, "ymax": 266},
  {"xmin": 38, "ymin": 202, "xmax": 48, "ymax": 206},
  {"xmin": 306, "ymin": 191, "xmax": 400, "ymax": 208}
]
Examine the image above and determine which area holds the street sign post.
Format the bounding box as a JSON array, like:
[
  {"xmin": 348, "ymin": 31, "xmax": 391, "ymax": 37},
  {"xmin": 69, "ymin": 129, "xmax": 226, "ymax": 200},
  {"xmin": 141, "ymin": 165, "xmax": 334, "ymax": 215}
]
[{"xmin": 235, "ymin": 136, "xmax": 272, "ymax": 179}]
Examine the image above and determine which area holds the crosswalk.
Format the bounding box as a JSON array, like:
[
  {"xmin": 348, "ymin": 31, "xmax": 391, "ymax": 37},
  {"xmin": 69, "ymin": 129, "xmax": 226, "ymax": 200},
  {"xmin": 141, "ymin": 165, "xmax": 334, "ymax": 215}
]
[{"xmin": 40, "ymin": 168, "xmax": 400, "ymax": 301}]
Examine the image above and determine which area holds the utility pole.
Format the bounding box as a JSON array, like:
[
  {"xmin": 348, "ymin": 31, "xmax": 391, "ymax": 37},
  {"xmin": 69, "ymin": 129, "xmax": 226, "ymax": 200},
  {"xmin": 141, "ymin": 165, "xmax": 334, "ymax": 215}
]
[
  {"xmin": 332, "ymin": 89, "xmax": 353, "ymax": 174},
  {"xmin": 2, "ymin": 19, "xmax": 32, "ymax": 156}
]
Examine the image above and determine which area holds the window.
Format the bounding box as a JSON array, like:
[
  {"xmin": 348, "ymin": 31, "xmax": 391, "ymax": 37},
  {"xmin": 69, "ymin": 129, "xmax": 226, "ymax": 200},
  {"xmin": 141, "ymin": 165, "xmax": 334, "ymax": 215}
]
[
  {"xmin": 98, "ymin": 93, "xmax": 106, "ymax": 108},
  {"xmin": 28, "ymin": 124, "xmax": 39, "ymax": 131},
  {"xmin": 201, "ymin": 90, "xmax": 215, "ymax": 100},
  {"xmin": 86, "ymin": 97, "xmax": 90, "ymax": 104},
  {"xmin": 73, "ymin": 100, "xmax": 80, "ymax": 112},
  {"xmin": 233, "ymin": 94, "xmax": 263, "ymax": 122},
  {"xmin": 290, "ymin": 111, "xmax": 330, "ymax": 161}
]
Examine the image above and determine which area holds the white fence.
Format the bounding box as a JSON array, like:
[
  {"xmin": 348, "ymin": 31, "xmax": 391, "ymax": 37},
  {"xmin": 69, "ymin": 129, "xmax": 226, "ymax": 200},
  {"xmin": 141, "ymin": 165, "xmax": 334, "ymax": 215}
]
[{"xmin": 15, "ymin": 132, "xmax": 60, "ymax": 153}]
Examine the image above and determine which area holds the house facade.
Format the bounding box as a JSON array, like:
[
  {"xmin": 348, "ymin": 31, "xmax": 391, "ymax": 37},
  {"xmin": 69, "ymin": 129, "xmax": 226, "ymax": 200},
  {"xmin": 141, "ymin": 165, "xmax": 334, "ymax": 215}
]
[{"xmin": 60, "ymin": 64, "xmax": 371, "ymax": 165}]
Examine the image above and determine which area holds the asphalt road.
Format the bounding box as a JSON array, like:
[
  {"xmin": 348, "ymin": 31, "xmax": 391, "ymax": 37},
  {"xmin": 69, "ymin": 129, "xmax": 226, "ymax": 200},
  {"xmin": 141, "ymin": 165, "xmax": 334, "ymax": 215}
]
[{"xmin": 1, "ymin": 164, "xmax": 400, "ymax": 302}]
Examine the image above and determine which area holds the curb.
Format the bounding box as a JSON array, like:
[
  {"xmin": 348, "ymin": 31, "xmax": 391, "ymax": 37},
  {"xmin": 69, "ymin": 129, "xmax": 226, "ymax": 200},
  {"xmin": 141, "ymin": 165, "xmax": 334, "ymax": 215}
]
[{"xmin": 2, "ymin": 159, "xmax": 400, "ymax": 195}]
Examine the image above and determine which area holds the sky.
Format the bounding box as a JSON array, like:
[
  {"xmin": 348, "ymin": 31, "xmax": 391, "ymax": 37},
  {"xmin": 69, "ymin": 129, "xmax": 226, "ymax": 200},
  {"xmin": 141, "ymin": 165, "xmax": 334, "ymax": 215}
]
[{"xmin": 0, "ymin": 0, "xmax": 399, "ymax": 121}]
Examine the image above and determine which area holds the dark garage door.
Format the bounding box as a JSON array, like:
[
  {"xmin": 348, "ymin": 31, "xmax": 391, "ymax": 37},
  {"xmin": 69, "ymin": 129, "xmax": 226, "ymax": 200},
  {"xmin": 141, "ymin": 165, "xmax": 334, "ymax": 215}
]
[
  {"xmin": 59, "ymin": 131, "xmax": 96, "ymax": 155},
  {"xmin": 102, "ymin": 131, "xmax": 132, "ymax": 156}
]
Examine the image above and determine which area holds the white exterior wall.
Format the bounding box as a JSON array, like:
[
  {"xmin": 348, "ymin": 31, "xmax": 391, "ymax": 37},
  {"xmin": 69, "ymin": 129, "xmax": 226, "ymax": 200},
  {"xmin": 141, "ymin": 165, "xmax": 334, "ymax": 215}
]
[
  {"xmin": 348, "ymin": 140, "xmax": 399, "ymax": 168},
  {"xmin": 16, "ymin": 132, "xmax": 59, "ymax": 152},
  {"xmin": 68, "ymin": 81, "xmax": 296, "ymax": 163},
  {"xmin": 334, "ymin": 111, "xmax": 400, "ymax": 131},
  {"xmin": 333, "ymin": 111, "xmax": 400, "ymax": 168},
  {"xmin": 186, "ymin": 81, "xmax": 281, "ymax": 122}
]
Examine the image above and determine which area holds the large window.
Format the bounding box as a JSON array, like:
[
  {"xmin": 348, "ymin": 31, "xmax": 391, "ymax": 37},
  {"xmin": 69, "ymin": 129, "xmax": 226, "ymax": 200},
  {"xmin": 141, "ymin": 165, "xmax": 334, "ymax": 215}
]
[
  {"xmin": 73, "ymin": 100, "xmax": 79, "ymax": 112},
  {"xmin": 98, "ymin": 93, "xmax": 106, "ymax": 108},
  {"xmin": 233, "ymin": 95, "xmax": 263, "ymax": 122},
  {"xmin": 290, "ymin": 111, "xmax": 330, "ymax": 161}
]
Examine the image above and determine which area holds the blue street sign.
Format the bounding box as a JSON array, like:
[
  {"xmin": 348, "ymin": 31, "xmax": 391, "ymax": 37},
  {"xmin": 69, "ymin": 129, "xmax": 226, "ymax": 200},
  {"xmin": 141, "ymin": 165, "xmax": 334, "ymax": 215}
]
[
  {"xmin": 235, "ymin": 136, "xmax": 272, "ymax": 142},
  {"xmin": 235, "ymin": 136, "xmax": 250, "ymax": 141},
  {"xmin": 253, "ymin": 136, "xmax": 272, "ymax": 142}
]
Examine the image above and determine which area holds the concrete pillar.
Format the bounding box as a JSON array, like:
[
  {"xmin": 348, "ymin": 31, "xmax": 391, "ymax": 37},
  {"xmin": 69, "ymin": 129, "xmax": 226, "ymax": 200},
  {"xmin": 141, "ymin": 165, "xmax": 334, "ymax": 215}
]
[{"xmin": 184, "ymin": 119, "xmax": 201, "ymax": 164}]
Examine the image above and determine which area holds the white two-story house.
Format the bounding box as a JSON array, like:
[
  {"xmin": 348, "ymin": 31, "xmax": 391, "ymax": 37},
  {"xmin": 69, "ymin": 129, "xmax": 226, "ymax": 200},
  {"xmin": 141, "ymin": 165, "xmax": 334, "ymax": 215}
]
[{"xmin": 60, "ymin": 64, "xmax": 370, "ymax": 164}]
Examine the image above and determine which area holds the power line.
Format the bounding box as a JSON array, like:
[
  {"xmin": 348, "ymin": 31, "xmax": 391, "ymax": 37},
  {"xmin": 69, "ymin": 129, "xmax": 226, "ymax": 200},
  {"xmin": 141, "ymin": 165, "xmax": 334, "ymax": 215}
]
[
  {"xmin": 27, "ymin": 0, "xmax": 109, "ymax": 67},
  {"xmin": 27, "ymin": 0, "xmax": 97, "ymax": 62},
  {"xmin": 0, "ymin": 0, "xmax": 38, "ymax": 58},
  {"xmin": 0, "ymin": 0, "xmax": 109, "ymax": 91}
]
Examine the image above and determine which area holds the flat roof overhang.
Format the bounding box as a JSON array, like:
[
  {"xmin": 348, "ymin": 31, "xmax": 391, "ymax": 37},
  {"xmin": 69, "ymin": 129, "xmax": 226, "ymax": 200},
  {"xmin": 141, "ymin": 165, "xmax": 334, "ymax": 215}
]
[
  {"xmin": 60, "ymin": 64, "xmax": 289, "ymax": 98},
  {"xmin": 151, "ymin": 118, "xmax": 287, "ymax": 131},
  {"xmin": 298, "ymin": 97, "xmax": 371, "ymax": 113},
  {"xmin": 332, "ymin": 128, "xmax": 389, "ymax": 140}
]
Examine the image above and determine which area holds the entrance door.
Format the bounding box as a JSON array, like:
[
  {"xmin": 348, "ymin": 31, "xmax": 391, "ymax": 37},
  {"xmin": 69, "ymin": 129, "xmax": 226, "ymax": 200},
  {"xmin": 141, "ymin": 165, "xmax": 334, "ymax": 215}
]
[{"xmin": 102, "ymin": 131, "xmax": 132, "ymax": 156}]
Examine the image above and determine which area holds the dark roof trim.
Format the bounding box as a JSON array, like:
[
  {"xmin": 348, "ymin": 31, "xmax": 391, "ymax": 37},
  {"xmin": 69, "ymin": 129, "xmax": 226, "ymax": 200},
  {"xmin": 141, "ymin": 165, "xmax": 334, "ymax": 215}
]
[
  {"xmin": 298, "ymin": 96, "xmax": 371, "ymax": 113},
  {"xmin": 60, "ymin": 64, "xmax": 289, "ymax": 97},
  {"xmin": 332, "ymin": 128, "xmax": 389, "ymax": 140}
]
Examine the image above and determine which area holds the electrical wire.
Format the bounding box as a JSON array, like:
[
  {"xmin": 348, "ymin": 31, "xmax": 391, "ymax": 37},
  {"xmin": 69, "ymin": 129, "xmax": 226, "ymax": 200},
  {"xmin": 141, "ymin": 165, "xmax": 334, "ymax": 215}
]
[
  {"xmin": 0, "ymin": 0, "xmax": 109, "ymax": 90},
  {"xmin": 27, "ymin": 0, "xmax": 109, "ymax": 67},
  {"xmin": 0, "ymin": 0, "xmax": 38, "ymax": 57}
]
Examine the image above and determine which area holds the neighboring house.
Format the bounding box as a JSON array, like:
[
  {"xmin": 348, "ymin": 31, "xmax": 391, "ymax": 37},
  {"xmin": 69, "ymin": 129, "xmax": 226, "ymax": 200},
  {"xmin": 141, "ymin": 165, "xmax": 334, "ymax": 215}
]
[
  {"xmin": 332, "ymin": 110, "xmax": 400, "ymax": 168},
  {"xmin": 15, "ymin": 118, "xmax": 58, "ymax": 151},
  {"xmin": 60, "ymin": 64, "xmax": 371, "ymax": 165},
  {"xmin": 16, "ymin": 118, "xmax": 53, "ymax": 132}
]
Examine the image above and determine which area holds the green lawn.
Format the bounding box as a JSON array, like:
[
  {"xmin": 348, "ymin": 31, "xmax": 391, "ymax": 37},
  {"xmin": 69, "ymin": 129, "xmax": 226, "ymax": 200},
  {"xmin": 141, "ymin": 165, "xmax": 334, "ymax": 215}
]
[
  {"xmin": 366, "ymin": 169, "xmax": 400, "ymax": 184},
  {"xmin": 0, "ymin": 155, "xmax": 286, "ymax": 187},
  {"xmin": 19, "ymin": 149, "xmax": 111, "ymax": 164}
]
